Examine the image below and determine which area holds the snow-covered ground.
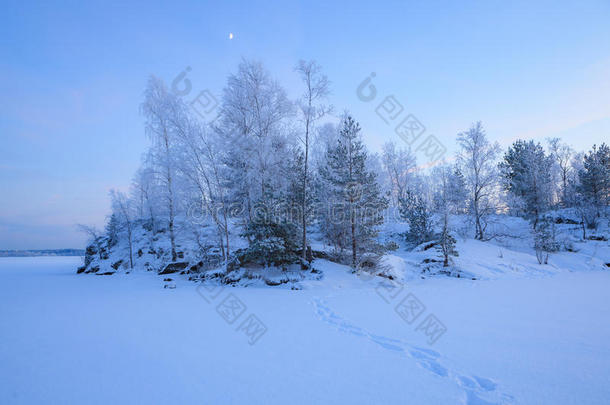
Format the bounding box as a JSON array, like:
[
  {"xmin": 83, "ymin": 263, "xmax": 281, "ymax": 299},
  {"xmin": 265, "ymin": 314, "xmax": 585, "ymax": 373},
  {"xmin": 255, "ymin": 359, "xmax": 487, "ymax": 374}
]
[{"xmin": 1, "ymin": 249, "xmax": 610, "ymax": 404}]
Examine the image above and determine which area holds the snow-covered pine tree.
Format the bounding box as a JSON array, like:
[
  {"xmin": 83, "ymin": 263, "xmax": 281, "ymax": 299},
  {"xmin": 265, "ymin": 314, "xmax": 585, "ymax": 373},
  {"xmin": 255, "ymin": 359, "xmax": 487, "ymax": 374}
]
[
  {"xmin": 447, "ymin": 166, "xmax": 468, "ymax": 214},
  {"xmin": 398, "ymin": 189, "xmax": 433, "ymax": 247},
  {"xmin": 578, "ymin": 143, "xmax": 610, "ymax": 218},
  {"xmin": 105, "ymin": 213, "xmax": 120, "ymax": 248},
  {"xmin": 437, "ymin": 225, "xmax": 458, "ymax": 267},
  {"xmin": 500, "ymin": 140, "xmax": 553, "ymax": 229},
  {"xmin": 285, "ymin": 149, "xmax": 319, "ymax": 262},
  {"xmin": 240, "ymin": 210, "xmax": 300, "ymax": 268},
  {"xmin": 319, "ymin": 115, "xmax": 388, "ymax": 268}
]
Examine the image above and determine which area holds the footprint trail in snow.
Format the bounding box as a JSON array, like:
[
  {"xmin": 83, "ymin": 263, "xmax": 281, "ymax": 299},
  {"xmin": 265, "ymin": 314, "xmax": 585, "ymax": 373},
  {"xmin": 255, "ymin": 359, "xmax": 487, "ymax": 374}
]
[{"xmin": 311, "ymin": 297, "xmax": 515, "ymax": 405}]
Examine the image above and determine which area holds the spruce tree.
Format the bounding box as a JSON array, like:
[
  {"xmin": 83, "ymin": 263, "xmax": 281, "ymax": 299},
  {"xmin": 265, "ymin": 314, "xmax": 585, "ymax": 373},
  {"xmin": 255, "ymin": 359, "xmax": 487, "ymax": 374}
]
[
  {"xmin": 399, "ymin": 189, "xmax": 433, "ymax": 246},
  {"xmin": 579, "ymin": 143, "xmax": 610, "ymax": 216},
  {"xmin": 436, "ymin": 225, "xmax": 458, "ymax": 267},
  {"xmin": 500, "ymin": 140, "xmax": 553, "ymax": 229},
  {"xmin": 319, "ymin": 116, "xmax": 388, "ymax": 268},
  {"xmin": 105, "ymin": 213, "xmax": 119, "ymax": 248}
]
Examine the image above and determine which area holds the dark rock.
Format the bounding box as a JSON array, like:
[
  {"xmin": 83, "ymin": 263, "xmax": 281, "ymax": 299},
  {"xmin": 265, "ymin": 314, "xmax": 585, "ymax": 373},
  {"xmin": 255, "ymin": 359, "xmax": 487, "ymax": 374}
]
[
  {"xmin": 85, "ymin": 245, "xmax": 97, "ymax": 256},
  {"xmin": 189, "ymin": 261, "xmax": 204, "ymax": 273},
  {"xmin": 84, "ymin": 245, "xmax": 96, "ymax": 266},
  {"xmin": 311, "ymin": 249, "xmax": 331, "ymax": 260},
  {"xmin": 111, "ymin": 260, "xmax": 123, "ymax": 270},
  {"xmin": 163, "ymin": 278, "xmax": 173, "ymax": 282},
  {"xmin": 96, "ymin": 271, "xmax": 115, "ymax": 276},
  {"xmin": 77, "ymin": 266, "xmax": 86, "ymax": 274},
  {"xmin": 555, "ymin": 217, "xmax": 580, "ymax": 225},
  {"xmin": 137, "ymin": 249, "xmax": 143, "ymax": 257},
  {"xmin": 159, "ymin": 262, "xmax": 189, "ymax": 275},
  {"xmin": 422, "ymin": 242, "xmax": 437, "ymax": 251}
]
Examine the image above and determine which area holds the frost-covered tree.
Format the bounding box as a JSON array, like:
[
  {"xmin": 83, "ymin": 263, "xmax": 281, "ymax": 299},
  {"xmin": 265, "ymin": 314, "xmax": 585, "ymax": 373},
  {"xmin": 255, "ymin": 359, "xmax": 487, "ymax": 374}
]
[
  {"xmin": 381, "ymin": 141, "xmax": 417, "ymax": 206},
  {"xmin": 500, "ymin": 140, "xmax": 553, "ymax": 229},
  {"xmin": 565, "ymin": 152, "xmax": 597, "ymax": 238},
  {"xmin": 547, "ymin": 137, "xmax": 574, "ymax": 207},
  {"xmin": 319, "ymin": 116, "xmax": 388, "ymax": 268},
  {"xmin": 285, "ymin": 149, "xmax": 319, "ymax": 252},
  {"xmin": 176, "ymin": 119, "xmax": 232, "ymax": 261},
  {"xmin": 104, "ymin": 214, "xmax": 119, "ymax": 248},
  {"xmin": 456, "ymin": 122, "xmax": 500, "ymax": 240},
  {"xmin": 77, "ymin": 224, "xmax": 105, "ymax": 260},
  {"xmin": 437, "ymin": 224, "xmax": 458, "ymax": 267},
  {"xmin": 432, "ymin": 165, "xmax": 462, "ymax": 266},
  {"xmin": 399, "ymin": 189, "xmax": 433, "ymax": 247},
  {"xmin": 533, "ymin": 216, "xmax": 559, "ymax": 265},
  {"xmin": 433, "ymin": 165, "xmax": 467, "ymax": 214},
  {"xmin": 110, "ymin": 190, "xmax": 135, "ymax": 269},
  {"xmin": 216, "ymin": 59, "xmax": 293, "ymax": 225},
  {"xmin": 578, "ymin": 143, "xmax": 610, "ymax": 217},
  {"xmin": 240, "ymin": 215, "xmax": 300, "ymax": 268},
  {"xmin": 295, "ymin": 60, "xmax": 331, "ymax": 261},
  {"xmin": 131, "ymin": 160, "xmax": 159, "ymax": 234},
  {"xmin": 214, "ymin": 60, "xmax": 299, "ymax": 267},
  {"xmin": 141, "ymin": 76, "xmax": 182, "ymax": 261}
]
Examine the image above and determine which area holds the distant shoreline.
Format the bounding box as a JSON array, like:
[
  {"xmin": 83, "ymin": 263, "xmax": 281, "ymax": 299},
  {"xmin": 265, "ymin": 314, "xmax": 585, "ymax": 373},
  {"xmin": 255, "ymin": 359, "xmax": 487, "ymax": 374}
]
[{"xmin": 0, "ymin": 249, "xmax": 85, "ymax": 257}]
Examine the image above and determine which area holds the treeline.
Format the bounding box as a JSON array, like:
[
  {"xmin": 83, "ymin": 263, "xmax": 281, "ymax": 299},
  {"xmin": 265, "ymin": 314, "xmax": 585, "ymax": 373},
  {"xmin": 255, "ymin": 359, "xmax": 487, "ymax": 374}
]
[
  {"xmin": 0, "ymin": 249, "xmax": 85, "ymax": 257},
  {"xmin": 90, "ymin": 59, "xmax": 609, "ymax": 271}
]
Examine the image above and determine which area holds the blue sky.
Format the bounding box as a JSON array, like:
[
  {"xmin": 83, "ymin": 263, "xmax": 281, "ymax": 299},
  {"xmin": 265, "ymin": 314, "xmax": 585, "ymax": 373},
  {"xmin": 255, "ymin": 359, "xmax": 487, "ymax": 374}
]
[{"xmin": 1, "ymin": 0, "xmax": 609, "ymax": 249}]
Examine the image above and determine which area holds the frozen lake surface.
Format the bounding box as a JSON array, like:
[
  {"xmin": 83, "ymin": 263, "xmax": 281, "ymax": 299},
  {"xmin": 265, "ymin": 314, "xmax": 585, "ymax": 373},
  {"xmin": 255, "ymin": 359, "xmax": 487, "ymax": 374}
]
[{"xmin": 1, "ymin": 256, "xmax": 609, "ymax": 404}]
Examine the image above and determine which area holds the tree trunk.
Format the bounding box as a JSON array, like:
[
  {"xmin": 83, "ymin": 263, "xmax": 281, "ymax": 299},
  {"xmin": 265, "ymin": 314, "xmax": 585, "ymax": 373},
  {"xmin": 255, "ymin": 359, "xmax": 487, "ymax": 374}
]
[
  {"xmin": 351, "ymin": 205, "xmax": 357, "ymax": 269},
  {"xmin": 302, "ymin": 116, "xmax": 310, "ymax": 262},
  {"xmin": 168, "ymin": 197, "xmax": 177, "ymax": 261},
  {"xmin": 128, "ymin": 238, "xmax": 133, "ymax": 269},
  {"xmin": 164, "ymin": 128, "xmax": 177, "ymax": 262},
  {"xmin": 474, "ymin": 203, "xmax": 482, "ymax": 240}
]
